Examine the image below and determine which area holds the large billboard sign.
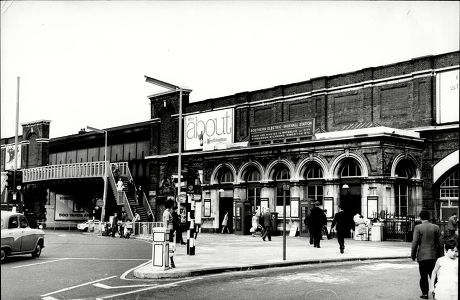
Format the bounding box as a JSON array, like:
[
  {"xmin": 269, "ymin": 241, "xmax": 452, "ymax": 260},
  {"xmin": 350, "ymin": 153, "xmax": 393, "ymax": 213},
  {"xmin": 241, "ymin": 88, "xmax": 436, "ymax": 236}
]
[
  {"xmin": 250, "ymin": 119, "xmax": 315, "ymax": 143},
  {"xmin": 184, "ymin": 108, "xmax": 234, "ymax": 151},
  {"xmin": 4, "ymin": 144, "xmax": 21, "ymax": 170},
  {"xmin": 436, "ymin": 69, "xmax": 459, "ymax": 124},
  {"xmin": 55, "ymin": 194, "xmax": 90, "ymax": 221}
]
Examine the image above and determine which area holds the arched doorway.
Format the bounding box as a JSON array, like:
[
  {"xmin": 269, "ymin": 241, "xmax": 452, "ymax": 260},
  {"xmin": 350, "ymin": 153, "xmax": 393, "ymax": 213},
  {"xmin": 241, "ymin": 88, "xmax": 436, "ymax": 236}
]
[
  {"xmin": 218, "ymin": 167, "xmax": 234, "ymax": 233},
  {"xmin": 339, "ymin": 159, "xmax": 362, "ymax": 217}
]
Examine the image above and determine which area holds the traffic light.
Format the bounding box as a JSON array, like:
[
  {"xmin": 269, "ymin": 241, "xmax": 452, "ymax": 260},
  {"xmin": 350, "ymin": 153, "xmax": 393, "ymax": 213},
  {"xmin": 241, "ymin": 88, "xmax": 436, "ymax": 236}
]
[
  {"xmin": 6, "ymin": 171, "xmax": 14, "ymax": 189},
  {"xmin": 185, "ymin": 168, "xmax": 199, "ymax": 193},
  {"xmin": 15, "ymin": 170, "xmax": 23, "ymax": 191}
]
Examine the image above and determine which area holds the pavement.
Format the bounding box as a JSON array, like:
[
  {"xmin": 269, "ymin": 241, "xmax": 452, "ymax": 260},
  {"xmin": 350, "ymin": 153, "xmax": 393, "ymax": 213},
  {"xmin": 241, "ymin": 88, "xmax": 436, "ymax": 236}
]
[{"xmin": 132, "ymin": 232, "xmax": 412, "ymax": 279}]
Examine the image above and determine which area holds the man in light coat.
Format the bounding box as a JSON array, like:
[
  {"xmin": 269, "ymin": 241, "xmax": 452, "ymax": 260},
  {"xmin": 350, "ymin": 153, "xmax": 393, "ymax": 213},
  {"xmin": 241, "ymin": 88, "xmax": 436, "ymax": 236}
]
[{"xmin": 411, "ymin": 210, "xmax": 442, "ymax": 300}]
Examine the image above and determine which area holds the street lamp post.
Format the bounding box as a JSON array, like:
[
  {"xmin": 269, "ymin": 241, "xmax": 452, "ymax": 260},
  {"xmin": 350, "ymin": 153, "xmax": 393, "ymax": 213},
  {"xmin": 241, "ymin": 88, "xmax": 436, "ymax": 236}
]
[
  {"xmin": 145, "ymin": 76, "xmax": 188, "ymax": 210},
  {"xmin": 87, "ymin": 126, "xmax": 108, "ymax": 222}
]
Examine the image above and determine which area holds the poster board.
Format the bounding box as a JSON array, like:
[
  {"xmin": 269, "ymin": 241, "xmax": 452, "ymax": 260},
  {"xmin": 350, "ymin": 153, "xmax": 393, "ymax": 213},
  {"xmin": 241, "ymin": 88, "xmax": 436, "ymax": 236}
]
[{"xmin": 289, "ymin": 224, "xmax": 298, "ymax": 236}]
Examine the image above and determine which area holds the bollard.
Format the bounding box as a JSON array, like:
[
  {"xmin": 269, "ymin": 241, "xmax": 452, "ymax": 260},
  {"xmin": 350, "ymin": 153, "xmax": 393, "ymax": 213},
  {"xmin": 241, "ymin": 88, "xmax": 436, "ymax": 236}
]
[
  {"xmin": 187, "ymin": 200, "xmax": 196, "ymax": 255},
  {"xmin": 152, "ymin": 227, "xmax": 170, "ymax": 270}
]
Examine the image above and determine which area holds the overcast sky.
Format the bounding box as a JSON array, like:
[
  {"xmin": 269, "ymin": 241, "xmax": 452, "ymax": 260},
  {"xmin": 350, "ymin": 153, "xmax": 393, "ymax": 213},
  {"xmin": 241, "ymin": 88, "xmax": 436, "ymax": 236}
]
[{"xmin": 1, "ymin": 1, "xmax": 459, "ymax": 139}]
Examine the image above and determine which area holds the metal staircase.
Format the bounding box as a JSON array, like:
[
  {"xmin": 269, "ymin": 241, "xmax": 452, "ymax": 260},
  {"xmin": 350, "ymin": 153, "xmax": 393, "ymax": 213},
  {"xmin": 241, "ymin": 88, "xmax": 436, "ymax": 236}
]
[{"xmin": 21, "ymin": 161, "xmax": 153, "ymax": 222}]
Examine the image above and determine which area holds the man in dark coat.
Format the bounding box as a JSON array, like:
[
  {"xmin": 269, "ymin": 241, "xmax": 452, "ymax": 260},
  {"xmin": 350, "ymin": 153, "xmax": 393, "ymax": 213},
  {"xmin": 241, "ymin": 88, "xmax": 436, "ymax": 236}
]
[
  {"xmin": 172, "ymin": 206, "xmax": 185, "ymax": 245},
  {"xmin": 111, "ymin": 213, "xmax": 119, "ymax": 238},
  {"xmin": 411, "ymin": 210, "xmax": 442, "ymax": 299},
  {"xmin": 261, "ymin": 209, "xmax": 272, "ymax": 241},
  {"xmin": 309, "ymin": 201, "xmax": 327, "ymax": 248},
  {"xmin": 331, "ymin": 205, "xmax": 354, "ymax": 253}
]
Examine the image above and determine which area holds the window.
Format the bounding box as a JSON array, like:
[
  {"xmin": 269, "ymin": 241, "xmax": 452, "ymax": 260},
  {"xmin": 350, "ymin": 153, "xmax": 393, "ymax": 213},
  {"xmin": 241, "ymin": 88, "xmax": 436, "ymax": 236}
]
[
  {"xmin": 245, "ymin": 168, "xmax": 261, "ymax": 182},
  {"xmin": 395, "ymin": 159, "xmax": 415, "ymax": 178},
  {"xmin": 245, "ymin": 167, "xmax": 261, "ymax": 213},
  {"xmin": 275, "ymin": 167, "xmax": 291, "ymax": 216},
  {"xmin": 440, "ymin": 171, "xmax": 459, "ymax": 219},
  {"xmin": 247, "ymin": 187, "xmax": 261, "ymax": 211},
  {"xmin": 307, "ymin": 185, "xmax": 324, "ymax": 204},
  {"xmin": 340, "ymin": 160, "xmax": 361, "ymax": 177},
  {"xmin": 219, "ymin": 169, "xmax": 234, "ymax": 184},
  {"xmin": 395, "ymin": 185, "xmax": 408, "ymax": 216},
  {"xmin": 306, "ymin": 163, "xmax": 323, "ymax": 179},
  {"xmin": 19, "ymin": 216, "xmax": 28, "ymax": 228},
  {"xmin": 8, "ymin": 217, "xmax": 18, "ymax": 229}
]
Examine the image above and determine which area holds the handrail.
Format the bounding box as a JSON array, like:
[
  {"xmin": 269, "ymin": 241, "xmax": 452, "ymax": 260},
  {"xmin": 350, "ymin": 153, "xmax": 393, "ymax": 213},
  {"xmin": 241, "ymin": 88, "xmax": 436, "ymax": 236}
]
[{"xmin": 142, "ymin": 192, "xmax": 154, "ymax": 220}]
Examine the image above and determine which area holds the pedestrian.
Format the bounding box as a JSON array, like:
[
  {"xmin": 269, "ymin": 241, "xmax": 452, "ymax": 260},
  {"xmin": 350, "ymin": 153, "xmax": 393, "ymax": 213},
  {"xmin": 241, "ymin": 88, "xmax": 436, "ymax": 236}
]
[
  {"xmin": 447, "ymin": 213, "xmax": 457, "ymax": 238},
  {"xmin": 113, "ymin": 163, "xmax": 120, "ymax": 182},
  {"xmin": 119, "ymin": 211, "xmax": 128, "ymax": 238},
  {"xmin": 411, "ymin": 210, "xmax": 442, "ymax": 300},
  {"xmin": 172, "ymin": 206, "xmax": 186, "ymax": 245},
  {"xmin": 261, "ymin": 208, "xmax": 272, "ymax": 241},
  {"xmin": 250, "ymin": 212, "xmax": 259, "ymax": 237},
  {"xmin": 221, "ymin": 211, "xmax": 230, "ymax": 233},
  {"xmin": 304, "ymin": 209, "xmax": 313, "ymax": 245},
  {"xmin": 309, "ymin": 201, "xmax": 327, "ymax": 248},
  {"xmin": 162, "ymin": 203, "xmax": 174, "ymax": 242},
  {"xmin": 429, "ymin": 239, "xmax": 458, "ymax": 300},
  {"xmin": 147, "ymin": 210, "xmax": 154, "ymax": 222},
  {"xmin": 136, "ymin": 185, "xmax": 144, "ymax": 205},
  {"xmin": 116, "ymin": 179, "xmax": 124, "ymax": 203},
  {"xmin": 111, "ymin": 213, "xmax": 119, "ymax": 238},
  {"xmin": 132, "ymin": 209, "xmax": 140, "ymax": 235},
  {"xmin": 330, "ymin": 205, "xmax": 354, "ymax": 254},
  {"xmin": 322, "ymin": 209, "xmax": 330, "ymax": 239}
]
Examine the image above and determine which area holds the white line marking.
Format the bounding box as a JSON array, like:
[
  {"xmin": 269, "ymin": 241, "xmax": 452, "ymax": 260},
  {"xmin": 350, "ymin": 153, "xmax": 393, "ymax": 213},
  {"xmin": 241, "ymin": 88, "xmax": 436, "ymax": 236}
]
[
  {"xmin": 120, "ymin": 260, "xmax": 152, "ymax": 280},
  {"xmin": 42, "ymin": 297, "xmax": 59, "ymax": 300},
  {"xmin": 40, "ymin": 275, "xmax": 116, "ymax": 297},
  {"xmin": 93, "ymin": 283, "xmax": 155, "ymax": 289},
  {"xmin": 12, "ymin": 258, "xmax": 68, "ymax": 268},
  {"xmin": 96, "ymin": 278, "xmax": 200, "ymax": 299}
]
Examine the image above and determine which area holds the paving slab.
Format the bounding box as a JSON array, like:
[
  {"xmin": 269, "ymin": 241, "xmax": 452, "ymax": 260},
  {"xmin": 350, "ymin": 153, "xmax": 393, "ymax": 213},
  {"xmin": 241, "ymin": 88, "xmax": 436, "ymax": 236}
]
[{"xmin": 133, "ymin": 233, "xmax": 411, "ymax": 279}]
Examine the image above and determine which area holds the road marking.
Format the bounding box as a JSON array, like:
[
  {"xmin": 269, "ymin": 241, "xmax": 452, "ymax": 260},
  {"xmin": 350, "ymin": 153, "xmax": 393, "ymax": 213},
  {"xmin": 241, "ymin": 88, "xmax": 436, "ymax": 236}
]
[
  {"xmin": 120, "ymin": 260, "xmax": 151, "ymax": 280},
  {"xmin": 12, "ymin": 258, "xmax": 68, "ymax": 268},
  {"xmin": 96, "ymin": 277, "xmax": 201, "ymax": 299},
  {"xmin": 94, "ymin": 283, "xmax": 155, "ymax": 289},
  {"xmin": 42, "ymin": 297, "xmax": 59, "ymax": 300},
  {"xmin": 41, "ymin": 275, "xmax": 116, "ymax": 297}
]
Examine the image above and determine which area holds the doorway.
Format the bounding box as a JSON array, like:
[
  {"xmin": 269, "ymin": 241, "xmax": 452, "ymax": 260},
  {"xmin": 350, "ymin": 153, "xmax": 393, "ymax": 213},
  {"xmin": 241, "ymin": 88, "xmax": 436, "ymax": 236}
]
[
  {"xmin": 340, "ymin": 183, "xmax": 362, "ymax": 217},
  {"xmin": 219, "ymin": 197, "xmax": 233, "ymax": 233}
]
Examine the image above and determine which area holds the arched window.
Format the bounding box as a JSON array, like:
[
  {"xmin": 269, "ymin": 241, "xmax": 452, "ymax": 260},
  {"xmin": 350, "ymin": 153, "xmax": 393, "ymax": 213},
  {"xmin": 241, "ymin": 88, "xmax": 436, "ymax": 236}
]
[
  {"xmin": 275, "ymin": 166, "xmax": 291, "ymax": 216},
  {"xmin": 395, "ymin": 159, "xmax": 415, "ymax": 178},
  {"xmin": 440, "ymin": 170, "xmax": 459, "ymax": 220},
  {"xmin": 340, "ymin": 160, "xmax": 361, "ymax": 177},
  {"xmin": 306, "ymin": 163, "xmax": 323, "ymax": 179},
  {"xmin": 245, "ymin": 167, "xmax": 261, "ymax": 182},
  {"xmin": 219, "ymin": 168, "xmax": 234, "ymax": 184}
]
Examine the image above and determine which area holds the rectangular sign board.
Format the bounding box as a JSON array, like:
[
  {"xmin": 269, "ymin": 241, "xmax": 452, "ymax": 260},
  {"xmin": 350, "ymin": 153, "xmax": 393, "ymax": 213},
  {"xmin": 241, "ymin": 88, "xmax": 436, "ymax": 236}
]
[
  {"xmin": 249, "ymin": 119, "xmax": 314, "ymax": 143},
  {"xmin": 184, "ymin": 108, "xmax": 234, "ymax": 151}
]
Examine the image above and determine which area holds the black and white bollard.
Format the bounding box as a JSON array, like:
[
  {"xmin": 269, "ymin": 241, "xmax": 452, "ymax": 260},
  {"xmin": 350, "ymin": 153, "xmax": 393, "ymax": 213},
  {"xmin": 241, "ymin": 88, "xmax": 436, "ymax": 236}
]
[{"xmin": 187, "ymin": 200, "xmax": 196, "ymax": 255}]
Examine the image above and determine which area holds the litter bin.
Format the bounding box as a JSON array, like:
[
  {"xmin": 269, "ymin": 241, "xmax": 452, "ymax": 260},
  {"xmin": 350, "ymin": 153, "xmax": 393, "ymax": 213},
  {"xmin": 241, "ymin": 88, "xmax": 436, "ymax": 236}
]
[
  {"xmin": 270, "ymin": 212, "xmax": 279, "ymax": 235},
  {"xmin": 152, "ymin": 227, "xmax": 170, "ymax": 270},
  {"xmin": 370, "ymin": 222, "xmax": 383, "ymax": 241}
]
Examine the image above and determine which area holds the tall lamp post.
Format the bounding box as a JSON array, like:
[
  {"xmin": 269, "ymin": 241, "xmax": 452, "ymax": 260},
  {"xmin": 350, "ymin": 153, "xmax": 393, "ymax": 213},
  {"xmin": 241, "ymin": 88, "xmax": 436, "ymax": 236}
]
[
  {"xmin": 145, "ymin": 76, "xmax": 189, "ymax": 210},
  {"xmin": 87, "ymin": 126, "xmax": 108, "ymax": 222}
]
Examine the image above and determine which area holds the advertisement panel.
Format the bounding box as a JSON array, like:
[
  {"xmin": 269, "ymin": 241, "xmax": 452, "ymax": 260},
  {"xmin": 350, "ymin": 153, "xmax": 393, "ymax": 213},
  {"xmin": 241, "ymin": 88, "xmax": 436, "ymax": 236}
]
[
  {"xmin": 55, "ymin": 194, "xmax": 90, "ymax": 221},
  {"xmin": 4, "ymin": 144, "xmax": 21, "ymax": 170},
  {"xmin": 184, "ymin": 108, "xmax": 234, "ymax": 151},
  {"xmin": 436, "ymin": 69, "xmax": 459, "ymax": 124}
]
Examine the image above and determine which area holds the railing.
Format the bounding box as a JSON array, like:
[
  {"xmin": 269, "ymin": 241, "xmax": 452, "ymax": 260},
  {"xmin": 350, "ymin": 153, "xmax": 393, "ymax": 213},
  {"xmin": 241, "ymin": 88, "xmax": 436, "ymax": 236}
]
[
  {"xmin": 37, "ymin": 221, "xmax": 80, "ymax": 231},
  {"xmin": 23, "ymin": 161, "xmax": 107, "ymax": 182},
  {"xmin": 373, "ymin": 212, "xmax": 416, "ymax": 242},
  {"xmin": 133, "ymin": 221, "xmax": 163, "ymax": 238}
]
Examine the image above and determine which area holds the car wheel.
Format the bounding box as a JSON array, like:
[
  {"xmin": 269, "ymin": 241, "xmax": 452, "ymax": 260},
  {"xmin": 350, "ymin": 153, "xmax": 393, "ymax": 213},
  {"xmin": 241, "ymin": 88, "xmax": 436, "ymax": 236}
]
[
  {"xmin": 1, "ymin": 249, "xmax": 6, "ymax": 263},
  {"xmin": 31, "ymin": 244, "xmax": 42, "ymax": 258}
]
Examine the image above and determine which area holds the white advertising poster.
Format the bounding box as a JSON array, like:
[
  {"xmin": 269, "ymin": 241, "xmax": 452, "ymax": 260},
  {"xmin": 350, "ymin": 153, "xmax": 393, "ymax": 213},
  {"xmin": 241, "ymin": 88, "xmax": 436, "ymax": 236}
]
[
  {"xmin": 55, "ymin": 194, "xmax": 89, "ymax": 220},
  {"xmin": 4, "ymin": 144, "xmax": 21, "ymax": 170},
  {"xmin": 184, "ymin": 108, "xmax": 234, "ymax": 151},
  {"xmin": 436, "ymin": 69, "xmax": 459, "ymax": 124}
]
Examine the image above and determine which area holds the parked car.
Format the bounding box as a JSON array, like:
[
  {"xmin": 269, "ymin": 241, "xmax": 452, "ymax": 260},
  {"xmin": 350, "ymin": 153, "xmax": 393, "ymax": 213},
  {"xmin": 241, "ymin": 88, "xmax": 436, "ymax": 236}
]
[
  {"xmin": 1, "ymin": 210, "xmax": 45, "ymax": 263},
  {"xmin": 77, "ymin": 220, "xmax": 105, "ymax": 232}
]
